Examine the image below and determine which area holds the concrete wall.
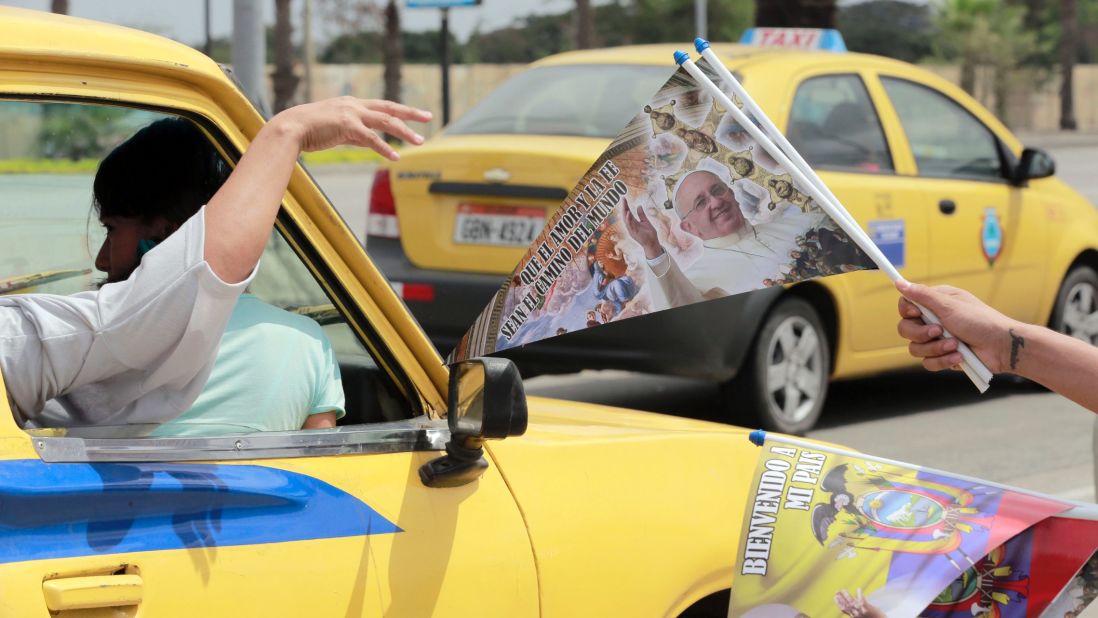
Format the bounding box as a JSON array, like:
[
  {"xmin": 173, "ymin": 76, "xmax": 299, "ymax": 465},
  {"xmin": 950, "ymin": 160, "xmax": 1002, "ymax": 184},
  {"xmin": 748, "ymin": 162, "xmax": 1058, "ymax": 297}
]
[{"xmin": 288, "ymin": 62, "xmax": 1098, "ymax": 135}]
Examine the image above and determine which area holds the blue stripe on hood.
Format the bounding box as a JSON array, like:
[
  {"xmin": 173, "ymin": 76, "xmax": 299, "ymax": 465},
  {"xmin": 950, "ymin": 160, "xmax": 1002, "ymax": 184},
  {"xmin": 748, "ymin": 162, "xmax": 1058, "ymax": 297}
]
[{"xmin": 0, "ymin": 460, "xmax": 400, "ymax": 563}]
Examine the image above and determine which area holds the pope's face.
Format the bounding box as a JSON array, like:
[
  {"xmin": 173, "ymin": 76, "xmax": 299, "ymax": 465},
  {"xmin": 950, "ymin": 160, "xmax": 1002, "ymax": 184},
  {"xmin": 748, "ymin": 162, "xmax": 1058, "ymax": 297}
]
[{"xmin": 675, "ymin": 171, "xmax": 745, "ymax": 240}]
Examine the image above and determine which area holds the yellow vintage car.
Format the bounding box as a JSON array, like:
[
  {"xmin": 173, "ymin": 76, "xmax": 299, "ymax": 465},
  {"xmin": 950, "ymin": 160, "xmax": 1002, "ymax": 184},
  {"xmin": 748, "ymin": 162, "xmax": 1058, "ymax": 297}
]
[
  {"xmin": 371, "ymin": 42, "xmax": 1098, "ymax": 433},
  {"xmin": 0, "ymin": 8, "xmax": 764, "ymax": 616}
]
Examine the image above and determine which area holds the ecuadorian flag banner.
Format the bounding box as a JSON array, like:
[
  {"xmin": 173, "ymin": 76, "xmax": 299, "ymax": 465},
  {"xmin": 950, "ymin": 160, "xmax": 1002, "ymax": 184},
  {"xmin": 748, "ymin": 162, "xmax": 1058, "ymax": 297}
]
[{"xmin": 732, "ymin": 434, "xmax": 1098, "ymax": 617}]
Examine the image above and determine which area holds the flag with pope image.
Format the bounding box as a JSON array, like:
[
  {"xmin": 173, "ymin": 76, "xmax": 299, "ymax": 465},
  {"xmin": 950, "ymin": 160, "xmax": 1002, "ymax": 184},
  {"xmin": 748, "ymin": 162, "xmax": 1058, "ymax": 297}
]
[
  {"xmin": 448, "ymin": 46, "xmax": 876, "ymax": 362},
  {"xmin": 731, "ymin": 431, "xmax": 1098, "ymax": 618}
]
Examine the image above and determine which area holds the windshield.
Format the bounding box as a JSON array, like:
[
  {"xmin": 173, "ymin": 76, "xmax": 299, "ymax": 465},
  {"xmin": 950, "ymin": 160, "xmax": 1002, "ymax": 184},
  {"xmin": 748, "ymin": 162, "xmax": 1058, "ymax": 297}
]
[{"xmin": 446, "ymin": 64, "xmax": 673, "ymax": 138}]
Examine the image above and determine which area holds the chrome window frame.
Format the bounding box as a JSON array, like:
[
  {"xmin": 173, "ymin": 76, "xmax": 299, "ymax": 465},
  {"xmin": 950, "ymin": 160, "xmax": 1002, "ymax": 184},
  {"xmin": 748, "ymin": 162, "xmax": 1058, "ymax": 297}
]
[{"xmin": 32, "ymin": 416, "xmax": 448, "ymax": 463}]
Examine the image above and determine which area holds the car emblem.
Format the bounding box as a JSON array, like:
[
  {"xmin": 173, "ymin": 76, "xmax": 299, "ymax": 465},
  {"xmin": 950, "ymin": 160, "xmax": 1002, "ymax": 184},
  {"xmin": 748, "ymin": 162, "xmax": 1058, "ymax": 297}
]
[{"xmin": 483, "ymin": 168, "xmax": 511, "ymax": 183}]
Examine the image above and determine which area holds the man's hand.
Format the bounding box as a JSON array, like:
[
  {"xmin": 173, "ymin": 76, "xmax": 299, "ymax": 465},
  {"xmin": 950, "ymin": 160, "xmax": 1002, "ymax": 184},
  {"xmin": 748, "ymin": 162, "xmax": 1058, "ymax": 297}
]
[
  {"xmin": 896, "ymin": 280, "xmax": 1017, "ymax": 373},
  {"xmin": 621, "ymin": 199, "xmax": 664, "ymax": 260},
  {"xmin": 272, "ymin": 97, "xmax": 432, "ymax": 161}
]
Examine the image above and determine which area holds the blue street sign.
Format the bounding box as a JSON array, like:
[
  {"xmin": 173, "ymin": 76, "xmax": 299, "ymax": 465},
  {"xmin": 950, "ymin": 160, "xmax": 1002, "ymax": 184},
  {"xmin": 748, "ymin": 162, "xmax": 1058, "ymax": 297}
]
[{"xmin": 406, "ymin": 0, "xmax": 480, "ymax": 8}]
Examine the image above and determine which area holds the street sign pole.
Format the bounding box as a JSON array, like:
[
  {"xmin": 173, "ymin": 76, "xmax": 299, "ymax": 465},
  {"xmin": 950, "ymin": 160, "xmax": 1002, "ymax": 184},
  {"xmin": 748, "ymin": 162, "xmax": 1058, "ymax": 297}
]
[
  {"xmin": 407, "ymin": 0, "xmax": 480, "ymax": 126},
  {"xmin": 695, "ymin": 0, "xmax": 706, "ymax": 39}
]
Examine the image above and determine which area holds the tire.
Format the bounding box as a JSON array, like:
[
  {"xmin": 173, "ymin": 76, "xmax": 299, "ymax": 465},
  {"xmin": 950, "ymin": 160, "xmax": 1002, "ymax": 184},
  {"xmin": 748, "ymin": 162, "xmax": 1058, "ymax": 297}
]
[
  {"xmin": 725, "ymin": 297, "xmax": 830, "ymax": 434},
  {"xmin": 1049, "ymin": 265, "xmax": 1098, "ymax": 345}
]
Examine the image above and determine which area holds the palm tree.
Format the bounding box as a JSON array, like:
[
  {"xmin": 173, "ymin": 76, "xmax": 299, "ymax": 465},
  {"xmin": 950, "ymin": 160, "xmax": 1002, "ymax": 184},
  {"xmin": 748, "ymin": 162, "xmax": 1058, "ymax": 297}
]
[
  {"xmin": 272, "ymin": 0, "xmax": 299, "ymax": 113},
  {"xmin": 1061, "ymin": 0, "xmax": 1078, "ymax": 129},
  {"xmin": 576, "ymin": 0, "xmax": 594, "ymax": 49},
  {"xmin": 383, "ymin": 0, "xmax": 403, "ymax": 105}
]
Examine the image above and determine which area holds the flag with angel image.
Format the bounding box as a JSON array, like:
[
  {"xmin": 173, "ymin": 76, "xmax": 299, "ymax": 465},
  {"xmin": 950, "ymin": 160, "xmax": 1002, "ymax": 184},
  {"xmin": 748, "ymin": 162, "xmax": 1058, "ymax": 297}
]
[
  {"xmin": 728, "ymin": 435, "xmax": 1098, "ymax": 618},
  {"xmin": 448, "ymin": 57, "xmax": 876, "ymax": 362}
]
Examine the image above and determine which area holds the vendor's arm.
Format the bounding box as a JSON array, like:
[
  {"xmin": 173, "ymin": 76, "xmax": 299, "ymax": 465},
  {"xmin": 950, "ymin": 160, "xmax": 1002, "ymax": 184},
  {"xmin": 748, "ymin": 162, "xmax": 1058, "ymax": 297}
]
[{"xmin": 897, "ymin": 280, "xmax": 1098, "ymax": 413}]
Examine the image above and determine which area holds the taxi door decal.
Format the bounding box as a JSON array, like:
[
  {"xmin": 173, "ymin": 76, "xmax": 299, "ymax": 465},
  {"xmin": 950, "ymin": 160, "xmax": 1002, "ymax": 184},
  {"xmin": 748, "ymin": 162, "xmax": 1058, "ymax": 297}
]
[
  {"xmin": 869, "ymin": 219, "xmax": 905, "ymax": 269},
  {"xmin": 0, "ymin": 460, "xmax": 400, "ymax": 564},
  {"xmin": 981, "ymin": 207, "xmax": 1003, "ymax": 267}
]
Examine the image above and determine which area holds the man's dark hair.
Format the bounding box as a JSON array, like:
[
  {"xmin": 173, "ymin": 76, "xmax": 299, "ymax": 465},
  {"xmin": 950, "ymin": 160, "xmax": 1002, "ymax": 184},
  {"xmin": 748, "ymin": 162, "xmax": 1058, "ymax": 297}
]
[{"xmin": 93, "ymin": 118, "xmax": 230, "ymax": 226}]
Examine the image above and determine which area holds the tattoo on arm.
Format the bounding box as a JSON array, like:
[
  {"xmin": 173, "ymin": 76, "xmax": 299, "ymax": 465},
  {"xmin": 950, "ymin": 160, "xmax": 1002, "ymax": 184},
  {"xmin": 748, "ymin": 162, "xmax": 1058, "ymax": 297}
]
[{"xmin": 1008, "ymin": 328, "xmax": 1025, "ymax": 370}]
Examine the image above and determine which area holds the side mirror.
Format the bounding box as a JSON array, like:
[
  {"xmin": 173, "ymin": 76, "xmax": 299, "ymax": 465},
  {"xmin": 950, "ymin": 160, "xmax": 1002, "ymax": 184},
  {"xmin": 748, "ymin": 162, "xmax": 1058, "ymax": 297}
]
[
  {"xmin": 1013, "ymin": 147, "xmax": 1055, "ymax": 185},
  {"xmin": 419, "ymin": 357, "xmax": 528, "ymax": 488}
]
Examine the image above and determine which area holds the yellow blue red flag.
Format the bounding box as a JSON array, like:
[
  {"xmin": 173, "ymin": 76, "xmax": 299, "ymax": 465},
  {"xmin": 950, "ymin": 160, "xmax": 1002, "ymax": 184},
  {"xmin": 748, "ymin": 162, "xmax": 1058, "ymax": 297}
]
[{"xmin": 730, "ymin": 437, "xmax": 1098, "ymax": 617}]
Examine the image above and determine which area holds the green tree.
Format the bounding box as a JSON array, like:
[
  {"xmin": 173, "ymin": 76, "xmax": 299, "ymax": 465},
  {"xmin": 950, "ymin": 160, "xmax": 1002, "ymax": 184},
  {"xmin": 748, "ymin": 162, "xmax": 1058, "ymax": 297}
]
[
  {"xmin": 838, "ymin": 0, "xmax": 934, "ymax": 62},
  {"xmin": 933, "ymin": 0, "xmax": 1036, "ymax": 118},
  {"xmin": 321, "ymin": 30, "xmax": 460, "ymax": 63},
  {"xmin": 204, "ymin": 27, "xmax": 282, "ymax": 65},
  {"xmin": 36, "ymin": 105, "xmax": 126, "ymax": 161},
  {"xmin": 1011, "ymin": 0, "xmax": 1098, "ymax": 129},
  {"xmin": 627, "ymin": 0, "xmax": 754, "ymax": 44}
]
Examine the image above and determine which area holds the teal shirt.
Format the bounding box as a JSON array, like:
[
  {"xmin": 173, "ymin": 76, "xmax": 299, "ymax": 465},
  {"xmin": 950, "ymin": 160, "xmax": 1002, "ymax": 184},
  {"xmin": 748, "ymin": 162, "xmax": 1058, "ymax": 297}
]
[{"xmin": 152, "ymin": 295, "xmax": 345, "ymax": 437}]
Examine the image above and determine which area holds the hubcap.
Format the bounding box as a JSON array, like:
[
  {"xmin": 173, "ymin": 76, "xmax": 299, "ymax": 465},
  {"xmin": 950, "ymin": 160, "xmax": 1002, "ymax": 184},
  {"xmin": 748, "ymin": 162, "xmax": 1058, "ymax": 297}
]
[
  {"xmin": 1061, "ymin": 282, "xmax": 1098, "ymax": 345},
  {"xmin": 764, "ymin": 316, "xmax": 824, "ymax": 424}
]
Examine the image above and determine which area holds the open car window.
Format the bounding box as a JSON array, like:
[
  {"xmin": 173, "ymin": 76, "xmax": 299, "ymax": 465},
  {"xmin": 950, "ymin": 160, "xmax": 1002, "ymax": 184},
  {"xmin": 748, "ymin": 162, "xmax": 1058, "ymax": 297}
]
[
  {"xmin": 786, "ymin": 73, "xmax": 894, "ymax": 174},
  {"xmin": 0, "ymin": 99, "xmax": 413, "ymax": 446}
]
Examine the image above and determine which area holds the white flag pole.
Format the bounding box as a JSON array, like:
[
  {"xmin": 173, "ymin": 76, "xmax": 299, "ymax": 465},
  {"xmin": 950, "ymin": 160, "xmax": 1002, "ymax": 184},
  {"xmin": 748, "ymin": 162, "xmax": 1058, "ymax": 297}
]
[
  {"xmin": 675, "ymin": 51, "xmax": 991, "ymax": 391},
  {"xmin": 747, "ymin": 430, "xmax": 1098, "ymax": 521}
]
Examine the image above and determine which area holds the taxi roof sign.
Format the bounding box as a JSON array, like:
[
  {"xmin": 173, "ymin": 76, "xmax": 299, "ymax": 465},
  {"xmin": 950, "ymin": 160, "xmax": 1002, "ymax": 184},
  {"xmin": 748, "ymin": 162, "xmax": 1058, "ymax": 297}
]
[{"xmin": 739, "ymin": 28, "xmax": 847, "ymax": 52}]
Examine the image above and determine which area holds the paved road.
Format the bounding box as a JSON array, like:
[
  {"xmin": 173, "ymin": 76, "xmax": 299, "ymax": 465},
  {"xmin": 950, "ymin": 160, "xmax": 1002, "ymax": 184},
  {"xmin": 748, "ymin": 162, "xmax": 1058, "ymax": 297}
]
[{"xmin": 311, "ymin": 139, "xmax": 1098, "ymax": 507}]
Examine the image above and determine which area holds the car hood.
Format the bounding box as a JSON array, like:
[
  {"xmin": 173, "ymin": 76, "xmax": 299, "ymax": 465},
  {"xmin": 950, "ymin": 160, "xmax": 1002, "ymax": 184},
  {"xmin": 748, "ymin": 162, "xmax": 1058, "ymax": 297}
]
[{"xmin": 485, "ymin": 398, "xmax": 790, "ymax": 615}]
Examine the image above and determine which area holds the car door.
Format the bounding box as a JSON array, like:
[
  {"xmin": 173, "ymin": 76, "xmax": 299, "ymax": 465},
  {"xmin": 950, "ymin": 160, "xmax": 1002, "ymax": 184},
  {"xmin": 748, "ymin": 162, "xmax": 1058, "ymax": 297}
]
[
  {"xmin": 875, "ymin": 75, "xmax": 1050, "ymax": 321},
  {"xmin": 0, "ymin": 96, "xmax": 537, "ymax": 616},
  {"xmin": 781, "ymin": 68, "xmax": 931, "ymax": 359}
]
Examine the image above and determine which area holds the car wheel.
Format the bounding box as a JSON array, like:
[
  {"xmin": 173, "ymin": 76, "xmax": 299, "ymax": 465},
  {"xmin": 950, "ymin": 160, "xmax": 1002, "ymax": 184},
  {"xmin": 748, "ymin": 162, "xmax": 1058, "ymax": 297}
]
[
  {"xmin": 726, "ymin": 297, "xmax": 830, "ymax": 434},
  {"xmin": 1050, "ymin": 265, "xmax": 1098, "ymax": 345}
]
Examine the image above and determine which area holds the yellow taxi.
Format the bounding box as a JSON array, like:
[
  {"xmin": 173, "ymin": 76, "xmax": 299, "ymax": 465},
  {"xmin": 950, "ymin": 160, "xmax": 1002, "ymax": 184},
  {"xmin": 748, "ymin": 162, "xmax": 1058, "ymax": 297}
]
[
  {"xmin": 371, "ymin": 41, "xmax": 1098, "ymax": 433},
  {"xmin": 0, "ymin": 8, "xmax": 769, "ymax": 616}
]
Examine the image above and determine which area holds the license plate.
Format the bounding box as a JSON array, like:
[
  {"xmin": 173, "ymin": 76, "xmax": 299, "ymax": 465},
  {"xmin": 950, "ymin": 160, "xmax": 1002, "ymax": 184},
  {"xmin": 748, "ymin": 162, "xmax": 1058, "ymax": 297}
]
[{"xmin": 453, "ymin": 203, "xmax": 545, "ymax": 247}]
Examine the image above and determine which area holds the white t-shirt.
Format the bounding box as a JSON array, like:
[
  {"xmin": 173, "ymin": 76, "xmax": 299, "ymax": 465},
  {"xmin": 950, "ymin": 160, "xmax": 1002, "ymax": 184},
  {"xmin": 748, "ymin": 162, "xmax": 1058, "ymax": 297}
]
[{"xmin": 0, "ymin": 206, "xmax": 255, "ymax": 428}]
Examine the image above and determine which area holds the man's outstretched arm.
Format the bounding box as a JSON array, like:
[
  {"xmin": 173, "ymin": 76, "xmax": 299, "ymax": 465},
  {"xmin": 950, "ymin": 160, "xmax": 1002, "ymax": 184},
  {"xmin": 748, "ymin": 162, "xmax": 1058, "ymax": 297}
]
[
  {"xmin": 1, "ymin": 97, "xmax": 432, "ymax": 423},
  {"xmin": 205, "ymin": 97, "xmax": 431, "ymax": 283}
]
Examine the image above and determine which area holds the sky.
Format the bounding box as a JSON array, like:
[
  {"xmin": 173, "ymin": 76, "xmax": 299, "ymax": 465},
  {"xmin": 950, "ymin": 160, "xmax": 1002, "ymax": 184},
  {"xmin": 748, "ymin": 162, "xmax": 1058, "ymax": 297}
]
[
  {"xmin": 0, "ymin": 1, "xmax": 891, "ymax": 48},
  {"xmin": 0, "ymin": 0, "xmax": 582, "ymax": 46}
]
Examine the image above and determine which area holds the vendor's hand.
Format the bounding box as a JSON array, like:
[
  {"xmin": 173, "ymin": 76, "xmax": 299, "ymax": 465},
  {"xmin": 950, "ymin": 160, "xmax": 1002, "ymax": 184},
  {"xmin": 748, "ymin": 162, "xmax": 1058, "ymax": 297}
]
[
  {"xmin": 621, "ymin": 199, "xmax": 663, "ymax": 260},
  {"xmin": 268, "ymin": 97, "xmax": 433, "ymax": 161},
  {"xmin": 896, "ymin": 280, "xmax": 1017, "ymax": 373}
]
